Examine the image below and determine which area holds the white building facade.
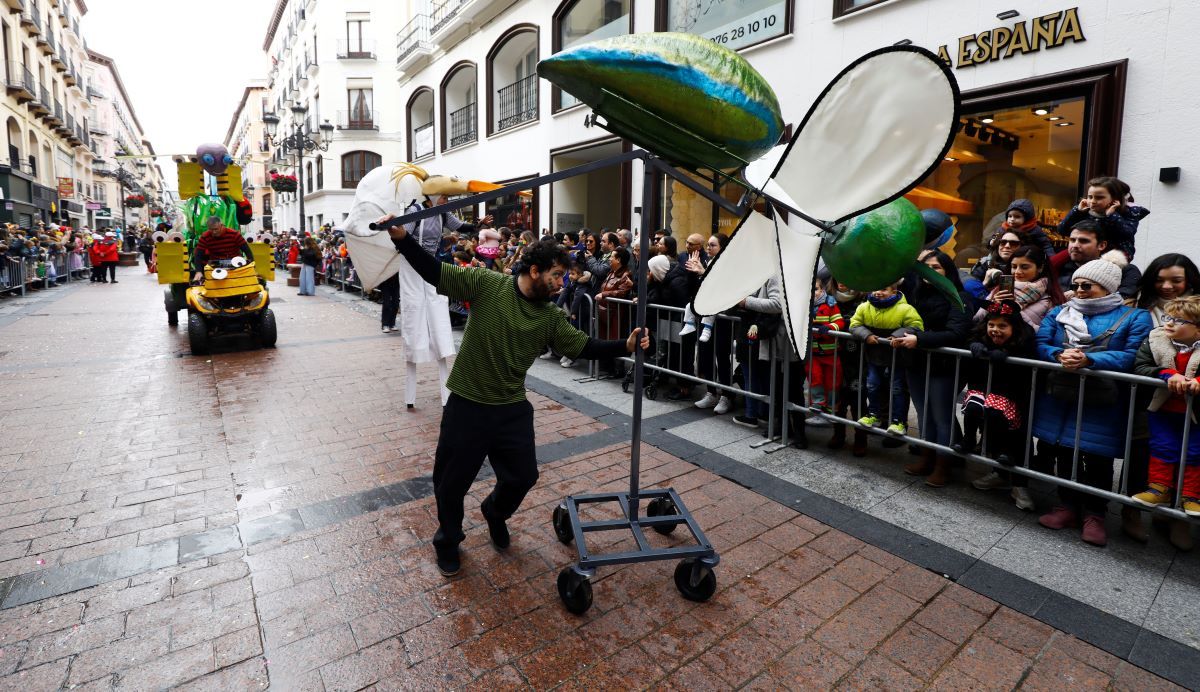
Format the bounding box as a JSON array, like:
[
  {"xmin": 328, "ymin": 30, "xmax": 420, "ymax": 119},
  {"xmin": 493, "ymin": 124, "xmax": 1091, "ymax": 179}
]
[
  {"xmin": 224, "ymin": 82, "xmax": 271, "ymax": 236},
  {"xmin": 389, "ymin": 0, "xmax": 1196, "ymax": 264},
  {"xmin": 261, "ymin": 0, "xmax": 409, "ymax": 235},
  {"xmin": 85, "ymin": 50, "xmax": 158, "ymax": 230}
]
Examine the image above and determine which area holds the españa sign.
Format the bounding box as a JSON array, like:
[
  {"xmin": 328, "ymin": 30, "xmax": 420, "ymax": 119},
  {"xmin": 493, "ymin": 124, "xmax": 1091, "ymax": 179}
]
[{"xmin": 936, "ymin": 7, "xmax": 1085, "ymax": 69}]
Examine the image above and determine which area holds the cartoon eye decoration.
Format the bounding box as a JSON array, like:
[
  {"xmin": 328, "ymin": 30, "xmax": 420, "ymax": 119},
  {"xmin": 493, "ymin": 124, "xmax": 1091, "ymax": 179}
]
[
  {"xmin": 211, "ymin": 268, "xmax": 228, "ymax": 280},
  {"xmin": 152, "ymin": 231, "xmax": 168, "ymax": 243},
  {"xmin": 230, "ymin": 257, "xmax": 248, "ymax": 268},
  {"xmin": 166, "ymin": 231, "xmax": 185, "ymax": 243},
  {"xmin": 259, "ymin": 232, "xmax": 275, "ymax": 245},
  {"xmin": 222, "ymin": 154, "xmax": 234, "ymax": 165},
  {"xmin": 201, "ymin": 154, "xmax": 216, "ymax": 166}
]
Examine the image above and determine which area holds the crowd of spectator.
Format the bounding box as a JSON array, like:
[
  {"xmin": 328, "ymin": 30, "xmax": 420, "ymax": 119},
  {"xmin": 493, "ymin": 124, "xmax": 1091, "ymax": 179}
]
[{"xmin": 0, "ymin": 221, "xmax": 156, "ymax": 289}]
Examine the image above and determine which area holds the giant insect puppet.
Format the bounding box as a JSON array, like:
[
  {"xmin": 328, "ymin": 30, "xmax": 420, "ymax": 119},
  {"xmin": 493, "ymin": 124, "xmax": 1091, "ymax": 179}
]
[
  {"xmin": 359, "ymin": 33, "xmax": 963, "ymax": 616},
  {"xmin": 538, "ymin": 33, "xmax": 962, "ymax": 352},
  {"xmin": 156, "ymin": 143, "xmax": 274, "ymax": 327}
]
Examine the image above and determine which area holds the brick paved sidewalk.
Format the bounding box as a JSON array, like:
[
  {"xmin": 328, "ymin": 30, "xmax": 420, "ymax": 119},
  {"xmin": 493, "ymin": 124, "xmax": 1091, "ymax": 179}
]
[
  {"xmin": 0, "ymin": 276, "xmax": 1186, "ymax": 689},
  {"xmin": 0, "ymin": 439, "xmax": 1179, "ymax": 689}
]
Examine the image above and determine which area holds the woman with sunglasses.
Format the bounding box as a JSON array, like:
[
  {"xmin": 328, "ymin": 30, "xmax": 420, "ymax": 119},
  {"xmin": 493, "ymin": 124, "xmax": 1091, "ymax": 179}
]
[
  {"xmin": 1033, "ymin": 258, "xmax": 1153, "ymax": 547},
  {"xmin": 970, "ymin": 230, "xmax": 1024, "ymax": 292},
  {"xmin": 975, "ymin": 245, "xmax": 1066, "ymax": 329},
  {"xmin": 1121, "ymin": 253, "xmax": 1200, "ymax": 547}
]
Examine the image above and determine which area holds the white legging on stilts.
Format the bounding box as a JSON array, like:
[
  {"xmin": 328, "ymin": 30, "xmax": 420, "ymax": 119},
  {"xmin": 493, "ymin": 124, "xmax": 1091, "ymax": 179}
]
[{"xmin": 406, "ymin": 359, "xmax": 452, "ymax": 407}]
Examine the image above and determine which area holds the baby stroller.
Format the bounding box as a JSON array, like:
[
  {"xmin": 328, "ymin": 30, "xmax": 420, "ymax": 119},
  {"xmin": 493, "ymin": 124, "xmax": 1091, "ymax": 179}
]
[{"xmin": 622, "ymin": 345, "xmax": 664, "ymax": 400}]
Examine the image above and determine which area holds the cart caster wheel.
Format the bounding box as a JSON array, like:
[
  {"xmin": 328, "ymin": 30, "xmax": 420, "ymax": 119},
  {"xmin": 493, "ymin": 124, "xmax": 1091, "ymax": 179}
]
[
  {"xmin": 557, "ymin": 568, "xmax": 593, "ymax": 615},
  {"xmin": 645, "ymin": 384, "xmax": 658, "ymax": 400},
  {"xmin": 674, "ymin": 558, "xmax": 717, "ymax": 602},
  {"xmin": 552, "ymin": 505, "xmax": 574, "ymax": 545},
  {"xmin": 646, "ymin": 497, "xmax": 680, "ymax": 535}
]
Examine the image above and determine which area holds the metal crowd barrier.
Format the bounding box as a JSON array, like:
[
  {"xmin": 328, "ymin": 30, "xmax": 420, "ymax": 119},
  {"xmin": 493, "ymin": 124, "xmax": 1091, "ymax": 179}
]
[
  {"xmin": 0, "ymin": 256, "xmax": 23, "ymax": 295},
  {"xmin": 599, "ymin": 296, "xmax": 1198, "ymax": 524},
  {"xmin": 322, "ymin": 257, "xmax": 376, "ymax": 299}
]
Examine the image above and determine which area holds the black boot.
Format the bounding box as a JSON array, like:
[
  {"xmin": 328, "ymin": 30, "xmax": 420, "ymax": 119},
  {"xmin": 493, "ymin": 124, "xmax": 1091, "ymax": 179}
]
[{"xmin": 828, "ymin": 423, "xmax": 846, "ymax": 450}]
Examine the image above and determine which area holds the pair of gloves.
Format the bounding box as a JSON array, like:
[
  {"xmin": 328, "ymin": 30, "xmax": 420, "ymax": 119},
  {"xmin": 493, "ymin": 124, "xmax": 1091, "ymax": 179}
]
[{"xmin": 969, "ymin": 342, "xmax": 1010, "ymax": 362}]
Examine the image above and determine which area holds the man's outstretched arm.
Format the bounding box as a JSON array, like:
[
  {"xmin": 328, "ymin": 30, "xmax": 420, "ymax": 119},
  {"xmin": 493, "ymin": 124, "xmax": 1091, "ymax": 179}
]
[{"xmin": 381, "ymin": 215, "xmax": 441, "ymax": 288}]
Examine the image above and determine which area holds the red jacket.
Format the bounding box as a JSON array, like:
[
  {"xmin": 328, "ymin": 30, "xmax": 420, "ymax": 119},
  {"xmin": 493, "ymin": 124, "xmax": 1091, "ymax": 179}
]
[
  {"xmin": 87, "ymin": 242, "xmax": 102, "ymax": 265},
  {"xmin": 811, "ymin": 295, "xmax": 846, "ymax": 354},
  {"xmin": 100, "ymin": 240, "xmax": 119, "ymax": 262}
]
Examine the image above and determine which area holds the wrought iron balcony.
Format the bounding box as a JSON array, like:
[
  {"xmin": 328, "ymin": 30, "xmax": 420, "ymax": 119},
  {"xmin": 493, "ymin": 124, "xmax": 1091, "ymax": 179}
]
[
  {"xmin": 5, "ymin": 62, "xmax": 35, "ymax": 102},
  {"xmin": 337, "ymin": 39, "xmax": 375, "ymax": 60},
  {"xmin": 496, "ymin": 75, "xmax": 538, "ymax": 131},
  {"xmin": 337, "ymin": 110, "xmax": 379, "ymax": 131},
  {"xmin": 447, "ymin": 103, "xmax": 476, "ymax": 148},
  {"xmin": 21, "ymin": 9, "xmax": 40, "ymax": 36},
  {"xmin": 395, "ymin": 15, "xmax": 432, "ymax": 69}
]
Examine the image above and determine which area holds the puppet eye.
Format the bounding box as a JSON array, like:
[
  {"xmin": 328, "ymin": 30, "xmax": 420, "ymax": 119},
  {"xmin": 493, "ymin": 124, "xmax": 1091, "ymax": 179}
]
[
  {"xmin": 202, "ymin": 154, "xmax": 216, "ymax": 166},
  {"xmin": 259, "ymin": 233, "xmax": 275, "ymax": 244},
  {"xmin": 210, "ymin": 268, "xmax": 228, "ymax": 280},
  {"xmin": 152, "ymin": 231, "xmax": 167, "ymax": 243},
  {"xmin": 230, "ymin": 256, "xmax": 248, "ymax": 268},
  {"xmin": 166, "ymin": 231, "xmax": 184, "ymax": 243},
  {"xmin": 222, "ymin": 154, "xmax": 234, "ymax": 165}
]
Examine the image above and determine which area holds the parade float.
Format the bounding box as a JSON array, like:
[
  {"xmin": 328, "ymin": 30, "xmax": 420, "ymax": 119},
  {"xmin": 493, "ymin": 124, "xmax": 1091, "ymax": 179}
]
[{"xmin": 157, "ymin": 144, "xmax": 276, "ymax": 355}]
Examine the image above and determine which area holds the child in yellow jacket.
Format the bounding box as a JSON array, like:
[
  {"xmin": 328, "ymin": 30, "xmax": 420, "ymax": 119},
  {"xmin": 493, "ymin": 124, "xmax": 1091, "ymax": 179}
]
[{"xmin": 849, "ymin": 282, "xmax": 924, "ymax": 434}]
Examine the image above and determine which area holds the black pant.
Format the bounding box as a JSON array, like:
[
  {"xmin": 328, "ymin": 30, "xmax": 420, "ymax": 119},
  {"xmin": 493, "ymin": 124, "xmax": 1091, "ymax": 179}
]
[
  {"xmin": 698, "ymin": 317, "xmax": 734, "ymax": 395},
  {"xmin": 379, "ymin": 275, "xmax": 399, "ymax": 328},
  {"xmin": 1036, "ymin": 441, "xmax": 1113, "ymax": 515},
  {"xmin": 432, "ymin": 394, "xmax": 538, "ymax": 549},
  {"xmin": 140, "ymin": 247, "xmax": 153, "ymax": 265},
  {"xmin": 106, "ymin": 262, "xmax": 116, "ymax": 281}
]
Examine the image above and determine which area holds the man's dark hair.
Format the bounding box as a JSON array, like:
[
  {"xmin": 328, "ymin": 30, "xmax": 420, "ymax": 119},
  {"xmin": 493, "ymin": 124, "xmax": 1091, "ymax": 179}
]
[
  {"xmin": 603, "ymin": 231, "xmax": 619, "ymax": 248},
  {"xmin": 519, "ymin": 238, "xmax": 570, "ymax": 275},
  {"xmin": 1070, "ymin": 218, "xmax": 1108, "ymax": 246}
]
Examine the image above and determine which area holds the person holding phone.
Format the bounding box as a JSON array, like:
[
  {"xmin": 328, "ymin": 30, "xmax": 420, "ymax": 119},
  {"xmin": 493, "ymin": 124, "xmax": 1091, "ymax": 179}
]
[{"xmin": 974, "ymin": 245, "xmax": 1065, "ymax": 329}]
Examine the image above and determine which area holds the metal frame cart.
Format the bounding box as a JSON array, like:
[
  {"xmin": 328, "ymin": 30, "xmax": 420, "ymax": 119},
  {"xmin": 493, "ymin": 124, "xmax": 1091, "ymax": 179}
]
[{"xmin": 379, "ymin": 144, "xmax": 775, "ymax": 614}]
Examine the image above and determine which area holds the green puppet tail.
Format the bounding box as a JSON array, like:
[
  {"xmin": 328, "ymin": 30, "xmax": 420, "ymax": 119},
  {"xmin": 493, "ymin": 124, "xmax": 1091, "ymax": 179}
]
[{"xmin": 912, "ymin": 260, "xmax": 964, "ymax": 310}]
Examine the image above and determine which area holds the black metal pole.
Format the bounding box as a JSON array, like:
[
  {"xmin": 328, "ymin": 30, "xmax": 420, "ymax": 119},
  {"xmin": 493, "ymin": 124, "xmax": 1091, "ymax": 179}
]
[
  {"xmin": 627, "ymin": 157, "xmax": 656, "ymax": 519},
  {"xmin": 295, "ymin": 124, "xmax": 305, "ymax": 235}
]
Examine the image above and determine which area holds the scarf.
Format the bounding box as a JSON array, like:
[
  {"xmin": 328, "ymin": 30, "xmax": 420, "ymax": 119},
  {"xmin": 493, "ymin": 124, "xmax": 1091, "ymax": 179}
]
[
  {"xmin": 1174, "ymin": 340, "xmax": 1200, "ymax": 354},
  {"xmin": 868, "ymin": 293, "xmax": 901, "ymax": 309},
  {"xmin": 834, "ymin": 288, "xmax": 861, "ymax": 304},
  {"xmin": 1011, "ymin": 278, "xmax": 1046, "ymax": 308},
  {"xmin": 1001, "ymin": 219, "xmax": 1040, "ymax": 235},
  {"xmin": 1056, "ymin": 293, "xmax": 1126, "ymax": 347}
]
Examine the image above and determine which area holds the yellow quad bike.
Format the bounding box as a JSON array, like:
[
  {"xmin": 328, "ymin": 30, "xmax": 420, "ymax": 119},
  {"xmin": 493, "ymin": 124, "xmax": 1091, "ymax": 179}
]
[{"xmin": 185, "ymin": 257, "xmax": 276, "ymax": 355}]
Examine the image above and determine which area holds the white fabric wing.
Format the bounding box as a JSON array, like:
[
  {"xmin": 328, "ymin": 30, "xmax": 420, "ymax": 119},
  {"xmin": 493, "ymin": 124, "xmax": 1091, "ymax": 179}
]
[
  {"xmin": 771, "ymin": 48, "xmax": 957, "ymax": 224},
  {"xmin": 343, "ymin": 166, "xmax": 417, "ymax": 293},
  {"xmin": 692, "ymin": 211, "xmax": 780, "ymax": 316},
  {"xmin": 775, "ymin": 218, "xmax": 822, "ymax": 353}
]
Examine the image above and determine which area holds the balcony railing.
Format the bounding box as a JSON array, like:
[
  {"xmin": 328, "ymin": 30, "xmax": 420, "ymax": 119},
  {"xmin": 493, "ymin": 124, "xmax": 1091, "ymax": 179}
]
[
  {"xmin": 496, "ymin": 75, "xmax": 538, "ymax": 131},
  {"xmin": 412, "ymin": 122, "xmax": 434, "ymax": 159},
  {"xmin": 430, "ymin": 0, "xmax": 463, "ymax": 35},
  {"xmin": 21, "ymin": 9, "xmax": 40, "ymax": 35},
  {"xmin": 447, "ymin": 103, "xmax": 476, "ymax": 148},
  {"xmin": 337, "ymin": 39, "xmax": 376, "ymax": 59},
  {"xmin": 337, "ymin": 110, "xmax": 379, "ymax": 130},
  {"xmin": 395, "ymin": 14, "xmax": 431, "ymax": 67},
  {"xmin": 86, "ymin": 86, "xmax": 104, "ymax": 100},
  {"xmin": 5, "ymin": 62, "xmax": 35, "ymax": 101}
]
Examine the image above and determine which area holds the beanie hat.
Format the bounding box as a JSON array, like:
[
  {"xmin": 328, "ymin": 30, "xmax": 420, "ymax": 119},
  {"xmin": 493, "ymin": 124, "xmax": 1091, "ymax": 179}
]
[
  {"xmin": 1072, "ymin": 258, "xmax": 1122, "ymax": 294},
  {"xmin": 647, "ymin": 254, "xmax": 671, "ymax": 282},
  {"xmin": 1005, "ymin": 199, "xmax": 1035, "ymax": 220}
]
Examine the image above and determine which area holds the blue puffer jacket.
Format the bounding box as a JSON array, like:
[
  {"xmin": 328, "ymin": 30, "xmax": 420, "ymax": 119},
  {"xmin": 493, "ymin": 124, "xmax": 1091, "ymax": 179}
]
[{"xmin": 1033, "ymin": 304, "xmax": 1152, "ymax": 457}]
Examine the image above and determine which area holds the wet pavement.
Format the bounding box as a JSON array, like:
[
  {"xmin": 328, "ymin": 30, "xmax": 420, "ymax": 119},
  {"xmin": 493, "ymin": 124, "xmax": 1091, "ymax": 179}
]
[{"xmin": 0, "ymin": 267, "xmax": 1188, "ymax": 689}]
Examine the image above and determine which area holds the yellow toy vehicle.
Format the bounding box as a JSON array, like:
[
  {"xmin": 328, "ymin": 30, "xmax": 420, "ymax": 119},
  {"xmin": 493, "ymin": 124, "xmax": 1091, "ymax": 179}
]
[{"xmin": 185, "ymin": 256, "xmax": 276, "ymax": 355}]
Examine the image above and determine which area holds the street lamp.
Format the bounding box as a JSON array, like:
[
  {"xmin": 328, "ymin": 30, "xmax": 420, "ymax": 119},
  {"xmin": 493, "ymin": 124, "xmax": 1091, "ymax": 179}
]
[{"xmin": 262, "ymin": 103, "xmax": 334, "ymax": 234}]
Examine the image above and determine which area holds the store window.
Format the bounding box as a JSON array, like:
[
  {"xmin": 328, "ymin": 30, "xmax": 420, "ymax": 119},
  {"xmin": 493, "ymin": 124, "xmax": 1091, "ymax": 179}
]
[
  {"xmin": 908, "ymin": 61, "xmax": 1126, "ymax": 267},
  {"xmin": 553, "ymin": 0, "xmax": 631, "ymax": 110},
  {"xmin": 485, "ymin": 177, "xmax": 536, "ymax": 232},
  {"xmin": 832, "ymin": 0, "xmax": 895, "ymax": 19},
  {"xmin": 662, "ymin": 0, "xmax": 789, "ymax": 51}
]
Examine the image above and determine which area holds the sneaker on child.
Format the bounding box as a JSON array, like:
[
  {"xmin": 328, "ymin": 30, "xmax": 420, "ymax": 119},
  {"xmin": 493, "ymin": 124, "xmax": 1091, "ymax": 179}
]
[
  {"xmin": 694, "ymin": 392, "xmax": 720, "ymax": 409},
  {"xmin": 538, "ymin": 349, "xmax": 556, "ymax": 360},
  {"xmin": 713, "ymin": 396, "xmax": 731, "ymax": 415},
  {"xmin": 1011, "ymin": 487, "xmax": 1034, "ymax": 511},
  {"xmin": 1132, "ymin": 483, "xmax": 1172, "ymax": 507},
  {"xmin": 886, "ymin": 422, "xmax": 906, "ymax": 435},
  {"xmin": 972, "ymin": 472, "xmax": 1009, "ymax": 491},
  {"xmin": 732, "ymin": 414, "xmax": 759, "ymax": 428},
  {"xmin": 857, "ymin": 414, "xmax": 880, "ymax": 427},
  {"xmin": 698, "ymin": 324, "xmax": 713, "ymax": 343},
  {"xmin": 559, "ymin": 356, "xmax": 576, "ymax": 368},
  {"xmin": 678, "ymin": 321, "xmax": 696, "ymax": 337}
]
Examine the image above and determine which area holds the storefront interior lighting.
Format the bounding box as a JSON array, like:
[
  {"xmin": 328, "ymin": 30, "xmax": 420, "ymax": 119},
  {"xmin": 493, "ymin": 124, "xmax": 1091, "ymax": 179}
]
[
  {"xmin": 980, "ymin": 115, "xmax": 995, "ymax": 124},
  {"xmin": 1032, "ymin": 107, "xmax": 1050, "ymax": 116},
  {"xmin": 1046, "ymin": 115, "xmax": 1064, "ymax": 122},
  {"xmin": 1055, "ymin": 121, "xmax": 1074, "ymax": 127},
  {"xmin": 944, "ymin": 156, "xmax": 957, "ymax": 162},
  {"xmin": 996, "ymin": 10, "xmax": 1020, "ymax": 20}
]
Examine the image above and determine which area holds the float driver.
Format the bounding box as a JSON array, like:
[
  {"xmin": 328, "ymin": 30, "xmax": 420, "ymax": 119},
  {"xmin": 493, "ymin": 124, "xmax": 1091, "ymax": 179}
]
[
  {"xmin": 191, "ymin": 216, "xmax": 254, "ymax": 282},
  {"xmin": 378, "ymin": 213, "xmax": 652, "ymax": 576}
]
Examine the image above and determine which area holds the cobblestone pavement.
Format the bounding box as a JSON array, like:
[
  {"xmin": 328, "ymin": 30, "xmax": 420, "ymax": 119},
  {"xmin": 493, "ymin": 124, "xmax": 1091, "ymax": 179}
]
[{"xmin": 0, "ymin": 270, "xmax": 1185, "ymax": 689}]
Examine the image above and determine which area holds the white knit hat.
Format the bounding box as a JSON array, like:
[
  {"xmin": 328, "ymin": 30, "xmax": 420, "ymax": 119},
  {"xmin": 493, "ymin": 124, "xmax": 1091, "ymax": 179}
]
[
  {"xmin": 1072, "ymin": 258, "xmax": 1122, "ymax": 294},
  {"xmin": 647, "ymin": 254, "xmax": 671, "ymax": 281}
]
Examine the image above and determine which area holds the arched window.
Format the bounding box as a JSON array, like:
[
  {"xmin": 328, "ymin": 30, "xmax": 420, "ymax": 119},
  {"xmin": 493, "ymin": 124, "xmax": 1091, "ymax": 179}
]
[
  {"xmin": 341, "ymin": 150, "xmax": 381, "ymax": 189},
  {"xmin": 440, "ymin": 62, "xmax": 478, "ymax": 151},
  {"xmin": 552, "ymin": 0, "xmax": 630, "ymax": 111},
  {"xmin": 486, "ymin": 25, "xmax": 539, "ymax": 136},
  {"xmin": 406, "ymin": 87, "xmax": 435, "ymax": 161}
]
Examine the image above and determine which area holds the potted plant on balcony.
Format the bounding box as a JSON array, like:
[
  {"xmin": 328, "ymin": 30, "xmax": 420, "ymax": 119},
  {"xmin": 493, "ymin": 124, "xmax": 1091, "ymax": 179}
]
[
  {"xmin": 124, "ymin": 194, "xmax": 145, "ymax": 208},
  {"xmin": 270, "ymin": 172, "xmax": 298, "ymax": 193}
]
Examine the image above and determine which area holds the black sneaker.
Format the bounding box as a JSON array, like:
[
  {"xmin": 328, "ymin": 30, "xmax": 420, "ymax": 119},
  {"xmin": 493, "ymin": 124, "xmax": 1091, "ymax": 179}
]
[
  {"xmin": 480, "ymin": 496, "xmax": 510, "ymax": 550},
  {"xmin": 433, "ymin": 544, "xmax": 461, "ymax": 577},
  {"xmin": 732, "ymin": 415, "xmax": 760, "ymax": 428}
]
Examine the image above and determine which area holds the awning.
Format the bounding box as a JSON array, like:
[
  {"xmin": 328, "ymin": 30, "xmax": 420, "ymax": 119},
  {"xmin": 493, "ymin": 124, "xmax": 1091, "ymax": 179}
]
[{"xmin": 903, "ymin": 186, "xmax": 974, "ymax": 215}]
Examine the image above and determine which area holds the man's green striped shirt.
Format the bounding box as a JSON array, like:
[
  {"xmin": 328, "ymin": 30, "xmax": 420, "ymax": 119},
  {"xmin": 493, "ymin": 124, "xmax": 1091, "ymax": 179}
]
[{"xmin": 438, "ymin": 263, "xmax": 590, "ymax": 405}]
